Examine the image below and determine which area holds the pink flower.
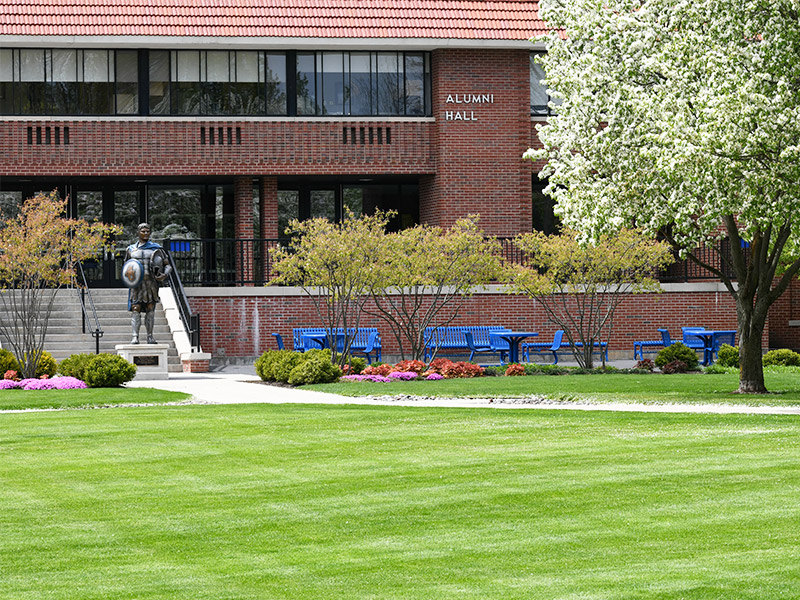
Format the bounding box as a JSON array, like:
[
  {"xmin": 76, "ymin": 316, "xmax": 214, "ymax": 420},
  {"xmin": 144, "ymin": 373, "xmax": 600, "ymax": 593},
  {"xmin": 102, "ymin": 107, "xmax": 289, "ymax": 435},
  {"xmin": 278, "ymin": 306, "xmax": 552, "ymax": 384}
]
[
  {"xmin": 0, "ymin": 379, "xmax": 21, "ymax": 389},
  {"xmin": 388, "ymin": 371, "xmax": 419, "ymax": 381},
  {"xmin": 425, "ymin": 373, "xmax": 444, "ymax": 380}
]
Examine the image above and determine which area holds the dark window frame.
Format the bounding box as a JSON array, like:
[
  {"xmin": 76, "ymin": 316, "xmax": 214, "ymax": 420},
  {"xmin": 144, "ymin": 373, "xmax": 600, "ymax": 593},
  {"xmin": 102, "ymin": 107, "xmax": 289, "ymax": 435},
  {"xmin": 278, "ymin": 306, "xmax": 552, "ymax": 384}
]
[{"xmin": 0, "ymin": 47, "xmax": 432, "ymax": 118}]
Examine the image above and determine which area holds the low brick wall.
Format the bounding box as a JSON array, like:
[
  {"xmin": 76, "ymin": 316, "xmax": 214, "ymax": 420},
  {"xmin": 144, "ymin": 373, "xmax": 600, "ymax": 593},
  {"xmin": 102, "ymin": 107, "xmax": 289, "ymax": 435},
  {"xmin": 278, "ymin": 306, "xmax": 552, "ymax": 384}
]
[{"xmin": 186, "ymin": 282, "xmax": 788, "ymax": 361}]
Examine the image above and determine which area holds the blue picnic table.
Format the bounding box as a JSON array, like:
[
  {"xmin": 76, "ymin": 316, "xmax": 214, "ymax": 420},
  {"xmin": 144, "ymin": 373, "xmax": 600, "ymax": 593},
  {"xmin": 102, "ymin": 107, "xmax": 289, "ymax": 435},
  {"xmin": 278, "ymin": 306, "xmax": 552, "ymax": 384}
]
[
  {"xmin": 492, "ymin": 331, "xmax": 538, "ymax": 364},
  {"xmin": 684, "ymin": 329, "xmax": 736, "ymax": 366}
]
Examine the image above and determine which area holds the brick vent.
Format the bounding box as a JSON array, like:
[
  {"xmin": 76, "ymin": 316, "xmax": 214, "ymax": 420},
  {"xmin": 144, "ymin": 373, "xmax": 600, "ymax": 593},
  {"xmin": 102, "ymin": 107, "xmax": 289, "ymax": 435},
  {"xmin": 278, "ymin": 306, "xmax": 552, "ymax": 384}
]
[
  {"xmin": 342, "ymin": 126, "xmax": 391, "ymax": 145},
  {"xmin": 200, "ymin": 126, "xmax": 242, "ymax": 146},
  {"xmin": 27, "ymin": 125, "xmax": 69, "ymax": 146}
]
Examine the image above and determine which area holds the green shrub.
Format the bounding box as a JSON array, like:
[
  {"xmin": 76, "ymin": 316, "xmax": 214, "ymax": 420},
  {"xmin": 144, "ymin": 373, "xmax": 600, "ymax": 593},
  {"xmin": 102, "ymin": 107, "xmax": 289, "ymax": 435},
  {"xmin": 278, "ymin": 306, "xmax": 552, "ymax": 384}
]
[
  {"xmin": 716, "ymin": 344, "xmax": 739, "ymax": 368},
  {"xmin": 288, "ymin": 349, "xmax": 342, "ymax": 385},
  {"xmin": 58, "ymin": 353, "xmax": 95, "ymax": 380},
  {"xmin": 655, "ymin": 343, "xmax": 699, "ymax": 370},
  {"xmin": 0, "ymin": 348, "xmax": 19, "ymax": 375},
  {"xmin": 482, "ymin": 365, "xmax": 505, "ymax": 377},
  {"xmin": 84, "ymin": 354, "xmax": 137, "ymax": 388},
  {"xmin": 762, "ymin": 348, "xmax": 800, "ymax": 367},
  {"xmin": 255, "ymin": 350, "xmax": 305, "ymax": 383},
  {"xmin": 345, "ymin": 356, "xmax": 367, "ymax": 375},
  {"xmin": 704, "ymin": 364, "xmax": 728, "ymax": 374},
  {"xmin": 15, "ymin": 350, "xmax": 58, "ymax": 378}
]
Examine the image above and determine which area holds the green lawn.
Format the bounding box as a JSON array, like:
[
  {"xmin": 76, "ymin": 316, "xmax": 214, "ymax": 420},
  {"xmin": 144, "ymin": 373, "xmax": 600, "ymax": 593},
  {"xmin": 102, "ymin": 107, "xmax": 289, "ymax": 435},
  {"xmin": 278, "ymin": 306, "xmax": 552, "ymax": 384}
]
[
  {"xmin": 0, "ymin": 387, "xmax": 190, "ymax": 411},
  {"xmin": 307, "ymin": 370, "xmax": 800, "ymax": 406},
  {"xmin": 1, "ymin": 403, "xmax": 798, "ymax": 599}
]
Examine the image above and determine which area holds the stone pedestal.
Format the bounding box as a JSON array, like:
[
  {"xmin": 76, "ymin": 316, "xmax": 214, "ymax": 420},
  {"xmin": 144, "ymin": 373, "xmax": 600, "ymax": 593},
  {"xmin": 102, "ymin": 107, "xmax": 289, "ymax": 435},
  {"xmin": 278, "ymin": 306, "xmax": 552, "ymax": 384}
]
[
  {"xmin": 181, "ymin": 351, "xmax": 212, "ymax": 373},
  {"xmin": 115, "ymin": 344, "xmax": 169, "ymax": 380}
]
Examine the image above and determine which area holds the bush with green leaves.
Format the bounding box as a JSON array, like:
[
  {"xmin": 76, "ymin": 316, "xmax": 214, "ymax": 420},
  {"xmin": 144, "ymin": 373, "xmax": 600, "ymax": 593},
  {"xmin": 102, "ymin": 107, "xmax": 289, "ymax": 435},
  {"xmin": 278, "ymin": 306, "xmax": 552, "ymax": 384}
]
[
  {"xmin": 345, "ymin": 356, "xmax": 367, "ymax": 375},
  {"xmin": 255, "ymin": 350, "xmax": 305, "ymax": 383},
  {"xmin": 288, "ymin": 349, "xmax": 342, "ymax": 386},
  {"xmin": 704, "ymin": 364, "xmax": 729, "ymax": 374},
  {"xmin": 762, "ymin": 349, "xmax": 800, "ymax": 367},
  {"xmin": 58, "ymin": 353, "xmax": 95, "ymax": 381},
  {"xmin": 13, "ymin": 350, "xmax": 58, "ymax": 378},
  {"xmin": 716, "ymin": 344, "xmax": 739, "ymax": 368},
  {"xmin": 84, "ymin": 354, "xmax": 137, "ymax": 388},
  {"xmin": 655, "ymin": 343, "xmax": 699, "ymax": 370},
  {"xmin": 0, "ymin": 348, "xmax": 19, "ymax": 375}
]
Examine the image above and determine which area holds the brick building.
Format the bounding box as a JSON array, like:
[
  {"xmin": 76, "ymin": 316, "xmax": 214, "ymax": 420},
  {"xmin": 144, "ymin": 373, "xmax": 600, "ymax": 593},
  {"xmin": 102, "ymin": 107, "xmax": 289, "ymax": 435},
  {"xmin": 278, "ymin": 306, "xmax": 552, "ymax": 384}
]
[{"xmin": 0, "ymin": 0, "xmax": 796, "ymax": 360}]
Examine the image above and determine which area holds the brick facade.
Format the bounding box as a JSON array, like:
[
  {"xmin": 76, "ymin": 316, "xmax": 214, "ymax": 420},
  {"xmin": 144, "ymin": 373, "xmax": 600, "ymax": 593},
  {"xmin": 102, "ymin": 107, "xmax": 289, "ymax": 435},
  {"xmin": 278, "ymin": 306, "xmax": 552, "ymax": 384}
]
[
  {"xmin": 187, "ymin": 285, "xmax": 771, "ymax": 360},
  {"xmin": 2, "ymin": 44, "xmax": 796, "ymax": 356},
  {"xmin": 421, "ymin": 49, "xmax": 534, "ymax": 236}
]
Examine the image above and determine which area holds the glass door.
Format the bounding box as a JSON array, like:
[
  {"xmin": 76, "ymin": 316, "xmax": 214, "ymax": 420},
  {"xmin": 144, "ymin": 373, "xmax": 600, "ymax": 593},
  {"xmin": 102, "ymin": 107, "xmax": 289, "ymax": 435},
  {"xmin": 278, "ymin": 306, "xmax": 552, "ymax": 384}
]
[{"xmin": 74, "ymin": 185, "xmax": 144, "ymax": 287}]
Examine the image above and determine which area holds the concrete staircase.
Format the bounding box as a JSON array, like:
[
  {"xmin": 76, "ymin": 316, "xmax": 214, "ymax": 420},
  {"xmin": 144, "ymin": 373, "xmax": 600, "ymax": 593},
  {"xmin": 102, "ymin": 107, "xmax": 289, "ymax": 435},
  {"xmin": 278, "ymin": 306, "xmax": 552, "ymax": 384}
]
[{"xmin": 0, "ymin": 288, "xmax": 182, "ymax": 372}]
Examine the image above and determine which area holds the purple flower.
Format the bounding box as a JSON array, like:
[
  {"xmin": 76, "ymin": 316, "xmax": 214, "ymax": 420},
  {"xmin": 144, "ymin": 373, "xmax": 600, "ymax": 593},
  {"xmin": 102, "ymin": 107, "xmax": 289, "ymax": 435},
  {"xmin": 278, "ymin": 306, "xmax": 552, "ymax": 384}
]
[
  {"xmin": 18, "ymin": 376, "xmax": 87, "ymax": 390},
  {"xmin": 0, "ymin": 379, "xmax": 21, "ymax": 389},
  {"xmin": 340, "ymin": 374, "xmax": 392, "ymax": 383},
  {"xmin": 388, "ymin": 371, "xmax": 419, "ymax": 381},
  {"xmin": 52, "ymin": 376, "xmax": 88, "ymax": 390},
  {"xmin": 425, "ymin": 373, "xmax": 444, "ymax": 380}
]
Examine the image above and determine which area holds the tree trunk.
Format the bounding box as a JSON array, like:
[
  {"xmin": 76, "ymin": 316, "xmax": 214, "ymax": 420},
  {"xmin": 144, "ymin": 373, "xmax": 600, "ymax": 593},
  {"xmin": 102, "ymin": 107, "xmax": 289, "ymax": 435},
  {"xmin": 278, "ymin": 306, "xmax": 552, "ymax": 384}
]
[{"xmin": 736, "ymin": 293, "xmax": 769, "ymax": 394}]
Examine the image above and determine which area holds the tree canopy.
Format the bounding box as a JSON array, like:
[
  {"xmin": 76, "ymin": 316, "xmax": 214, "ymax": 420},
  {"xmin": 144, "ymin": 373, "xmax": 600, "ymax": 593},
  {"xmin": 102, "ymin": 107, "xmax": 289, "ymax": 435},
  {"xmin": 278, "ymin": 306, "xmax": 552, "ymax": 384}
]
[{"xmin": 527, "ymin": 0, "xmax": 800, "ymax": 392}]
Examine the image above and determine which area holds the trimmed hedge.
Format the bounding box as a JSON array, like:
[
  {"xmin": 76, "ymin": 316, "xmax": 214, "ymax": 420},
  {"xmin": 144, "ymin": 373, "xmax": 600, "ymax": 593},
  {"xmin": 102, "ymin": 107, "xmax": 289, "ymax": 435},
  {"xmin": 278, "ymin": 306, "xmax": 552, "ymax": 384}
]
[
  {"xmin": 83, "ymin": 354, "xmax": 137, "ymax": 388},
  {"xmin": 255, "ymin": 349, "xmax": 342, "ymax": 385},
  {"xmin": 655, "ymin": 343, "xmax": 699, "ymax": 370}
]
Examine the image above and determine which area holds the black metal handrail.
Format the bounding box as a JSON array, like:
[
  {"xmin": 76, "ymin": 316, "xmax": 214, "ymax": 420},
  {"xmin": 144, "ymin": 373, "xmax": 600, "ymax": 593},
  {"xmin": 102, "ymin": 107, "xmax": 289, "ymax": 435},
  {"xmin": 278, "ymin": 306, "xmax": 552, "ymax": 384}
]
[
  {"xmin": 163, "ymin": 236, "xmax": 737, "ymax": 288},
  {"xmin": 163, "ymin": 246, "xmax": 200, "ymax": 351},
  {"xmin": 74, "ymin": 260, "xmax": 103, "ymax": 354}
]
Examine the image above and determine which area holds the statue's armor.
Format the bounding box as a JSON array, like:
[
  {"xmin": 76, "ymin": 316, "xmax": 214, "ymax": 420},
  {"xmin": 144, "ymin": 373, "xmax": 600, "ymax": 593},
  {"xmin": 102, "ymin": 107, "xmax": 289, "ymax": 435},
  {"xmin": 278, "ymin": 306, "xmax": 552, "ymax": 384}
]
[{"xmin": 127, "ymin": 245, "xmax": 167, "ymax": 307}]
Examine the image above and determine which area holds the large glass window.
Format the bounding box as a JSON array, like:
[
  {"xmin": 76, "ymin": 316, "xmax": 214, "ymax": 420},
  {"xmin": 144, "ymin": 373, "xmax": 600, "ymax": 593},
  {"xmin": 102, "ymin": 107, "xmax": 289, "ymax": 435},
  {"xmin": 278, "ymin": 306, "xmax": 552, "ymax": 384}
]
[
  {"xmin": 265, "ymin": 53, "xmax": 287, "ymax": 115},
  {"xmin": 1, "ymin": 48, "xmax": 134, "ymax": 115},
  {"xmin": 530, "ymin": 53, "xmax": 561, "ymax": 116},
  {"xmin": 0, "ymin": 48, "xmax": 431, "ymax": 117},
  {"xmin": 296, "ymin": 53, "xmax": 316, "ymax": 116},
  {"xmin": 299, "ymin": 51, "xmax": 430, "ymax": 117},
  {"xmin": 149, "ymin": 51, "xmax": 170, "ymax": 115}
]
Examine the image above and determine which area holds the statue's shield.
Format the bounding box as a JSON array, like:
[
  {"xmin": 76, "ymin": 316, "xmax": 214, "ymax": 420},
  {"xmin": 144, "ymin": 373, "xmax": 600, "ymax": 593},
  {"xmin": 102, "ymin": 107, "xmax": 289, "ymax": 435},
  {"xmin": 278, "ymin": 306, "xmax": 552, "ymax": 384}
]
[{"xmin": 121, "ymin": 258, "xmax": 144, "ymax": 288}]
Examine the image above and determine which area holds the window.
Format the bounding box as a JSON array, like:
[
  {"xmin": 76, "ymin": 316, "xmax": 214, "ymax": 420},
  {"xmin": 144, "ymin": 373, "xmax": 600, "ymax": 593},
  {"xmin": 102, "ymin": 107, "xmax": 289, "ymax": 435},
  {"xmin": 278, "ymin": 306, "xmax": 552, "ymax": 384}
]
[
  {"xmin": 0, "ymin": 48, "xmax": 431, "ymax": 117},
  {"xmin": 265, "ymin": 53, "xmax": 287, "ymax": 115},
  {"xmin": 0, "ymin": 48, "xmax": 131, "ymax": 115},
  {"xmin": 532, "ymin": 178, "xmax": 559, "ymax": 235},
  {"xmin": 297, "ymin": 51, "xmax": 430, "ymax": 117},
  {"xmin": 530, "ymin": 53, "xmax": 561, "ymax": 116}
]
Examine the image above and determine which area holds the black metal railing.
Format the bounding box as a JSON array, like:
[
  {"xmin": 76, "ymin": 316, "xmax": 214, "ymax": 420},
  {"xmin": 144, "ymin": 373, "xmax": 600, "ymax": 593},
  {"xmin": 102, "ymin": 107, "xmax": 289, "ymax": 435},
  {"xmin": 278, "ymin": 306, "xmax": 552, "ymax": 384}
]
[
  {"xmin": 74, "ymin": 260, "xmax": 103, "ymax": 354},
  {"xmin": 163, "ymin": 246, "xmax": 201, "ymax": 351},
  {"xmin": 163, "ymin": 236, "xmax": 738, "ymax": 288}
]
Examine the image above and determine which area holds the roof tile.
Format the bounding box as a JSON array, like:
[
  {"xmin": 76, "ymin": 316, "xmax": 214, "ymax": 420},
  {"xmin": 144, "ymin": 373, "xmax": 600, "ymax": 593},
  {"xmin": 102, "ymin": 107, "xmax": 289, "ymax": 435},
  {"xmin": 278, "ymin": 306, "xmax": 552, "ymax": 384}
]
[{"xmin": 0, "ymin": 0, "xmax": 543, "ymax": 39}]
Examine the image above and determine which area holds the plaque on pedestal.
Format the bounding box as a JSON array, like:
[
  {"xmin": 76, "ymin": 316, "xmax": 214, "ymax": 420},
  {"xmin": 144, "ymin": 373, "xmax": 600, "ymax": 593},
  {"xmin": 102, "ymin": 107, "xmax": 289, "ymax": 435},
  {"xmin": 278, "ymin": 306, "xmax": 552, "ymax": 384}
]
[{"xmin": 115, "ymin": 344, "xmax": 169, "ymax": 380}]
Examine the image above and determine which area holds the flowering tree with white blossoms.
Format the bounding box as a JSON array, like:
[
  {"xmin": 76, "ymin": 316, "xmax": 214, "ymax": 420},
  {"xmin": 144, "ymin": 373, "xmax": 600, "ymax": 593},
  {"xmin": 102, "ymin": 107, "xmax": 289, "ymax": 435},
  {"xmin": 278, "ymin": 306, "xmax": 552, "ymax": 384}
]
[{"xmin": 527, "ymin": 0, "xmax": 800, "ymax": 393}]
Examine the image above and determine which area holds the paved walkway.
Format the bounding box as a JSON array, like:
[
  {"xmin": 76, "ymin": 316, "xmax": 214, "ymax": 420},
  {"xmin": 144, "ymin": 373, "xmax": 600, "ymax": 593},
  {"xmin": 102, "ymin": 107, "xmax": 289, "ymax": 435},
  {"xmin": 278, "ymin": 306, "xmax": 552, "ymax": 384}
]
[{"xmin": 124, "ymin": 368, "xmax": 800, "ymax": 415}]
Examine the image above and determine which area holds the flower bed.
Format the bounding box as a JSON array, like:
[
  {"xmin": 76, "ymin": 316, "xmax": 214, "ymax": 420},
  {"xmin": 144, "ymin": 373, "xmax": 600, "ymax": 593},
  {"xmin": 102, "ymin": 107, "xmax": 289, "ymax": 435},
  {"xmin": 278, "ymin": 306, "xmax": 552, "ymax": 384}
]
[
  {"xmin": 0, "ymin": 376, "xmax": 87, "ymax": 390},
  {"xmin": 343, "ymin": 359, "xmax": 486, "ymax": 382}
]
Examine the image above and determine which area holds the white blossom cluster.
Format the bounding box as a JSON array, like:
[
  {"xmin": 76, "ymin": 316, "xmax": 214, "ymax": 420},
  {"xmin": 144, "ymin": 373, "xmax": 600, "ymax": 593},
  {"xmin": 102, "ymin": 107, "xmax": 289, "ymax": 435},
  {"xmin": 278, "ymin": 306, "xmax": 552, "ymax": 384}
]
[{"xmin": 526, "ymin": 0, "xmax": 800, "ymax": 255}]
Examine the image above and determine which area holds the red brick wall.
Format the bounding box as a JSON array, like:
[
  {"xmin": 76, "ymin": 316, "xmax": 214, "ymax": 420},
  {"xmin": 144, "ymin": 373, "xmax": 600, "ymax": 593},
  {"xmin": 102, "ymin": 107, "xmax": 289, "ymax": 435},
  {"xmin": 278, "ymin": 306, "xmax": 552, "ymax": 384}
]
[
  {"xmin": 768, "ymin": 278, "xmax": 800, "ymax": 350},
  {"xmin": 421, "ymin": 49, "xmax": 534, "ymax": 235},
  {"xmin": 188, "ymin": 287, "xmax": 764, "ymax": 359},
  {"xmin": 0, "ymin": 120, "xmax": 435, "ymax": 177}
]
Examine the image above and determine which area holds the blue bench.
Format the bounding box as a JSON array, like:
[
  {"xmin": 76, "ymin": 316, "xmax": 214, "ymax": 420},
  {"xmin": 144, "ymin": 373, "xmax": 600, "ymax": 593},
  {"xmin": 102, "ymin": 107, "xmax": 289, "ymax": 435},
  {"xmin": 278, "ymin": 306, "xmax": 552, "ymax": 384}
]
[
  {"xmin": 522, "ymin": 330, "xmax": 608, "ymax": 364},
  {"xmin": 423, "ymin": 326, "xmax": 510, "ymax": 362},
  {"xmin": 271, "ymin": 327, "xmax": 382, "ymax": 363},
  {"xmin": 633, "ymin": 328, "xmax": 672, "ymax": 360}
]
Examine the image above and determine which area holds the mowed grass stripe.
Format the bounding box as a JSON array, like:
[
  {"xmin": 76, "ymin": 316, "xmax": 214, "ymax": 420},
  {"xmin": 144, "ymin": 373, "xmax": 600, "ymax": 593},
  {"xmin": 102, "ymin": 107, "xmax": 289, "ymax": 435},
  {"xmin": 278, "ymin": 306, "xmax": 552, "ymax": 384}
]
[
  {"xmin": 0, "ymin": 404, "xmax": 798, "ymax": 599},
  {"xmin": 308, "ymin": 370, "xmax": 800, "ymax": 406}
]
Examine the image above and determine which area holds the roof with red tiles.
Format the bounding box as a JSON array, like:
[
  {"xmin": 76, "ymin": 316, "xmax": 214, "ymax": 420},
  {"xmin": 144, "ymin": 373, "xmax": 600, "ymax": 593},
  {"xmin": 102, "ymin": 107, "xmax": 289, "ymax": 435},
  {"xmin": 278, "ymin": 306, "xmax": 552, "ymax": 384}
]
[{"xmin": 0, "ymin": 0, "xmax": 545, "ymax": 40}]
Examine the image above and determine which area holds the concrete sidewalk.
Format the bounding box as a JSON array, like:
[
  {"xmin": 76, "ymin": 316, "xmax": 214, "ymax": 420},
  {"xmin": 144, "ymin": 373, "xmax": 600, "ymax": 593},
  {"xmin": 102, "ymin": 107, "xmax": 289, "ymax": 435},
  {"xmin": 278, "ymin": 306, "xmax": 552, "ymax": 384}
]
[{"xmin": 125, "ymin": 368, "xmax": 800, "ymax": 415}]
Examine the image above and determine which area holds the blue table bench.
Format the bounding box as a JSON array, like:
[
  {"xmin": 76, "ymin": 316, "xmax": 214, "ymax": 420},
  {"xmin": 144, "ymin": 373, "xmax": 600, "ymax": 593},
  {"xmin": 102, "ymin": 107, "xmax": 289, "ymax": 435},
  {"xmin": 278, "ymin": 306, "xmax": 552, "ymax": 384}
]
[
  {"xmin": 423, "ymin": 326, "xmax": 511, "ymax": 362},
  {"xmin": 272, "ymin": 327, "xmax": 382, "ymax": 363},
  {"xmin": 522, "ymin": 330, "xmax": 608, "ymax": 364}
]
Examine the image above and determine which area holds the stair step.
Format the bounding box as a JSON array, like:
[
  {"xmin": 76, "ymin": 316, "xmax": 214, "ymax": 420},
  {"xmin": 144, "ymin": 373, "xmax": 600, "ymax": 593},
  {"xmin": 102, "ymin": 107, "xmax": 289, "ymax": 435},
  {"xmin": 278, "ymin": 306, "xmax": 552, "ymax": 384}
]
[{"xmin": 0, "ymin": 288, "xmax": 184, "ymax": 372}]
